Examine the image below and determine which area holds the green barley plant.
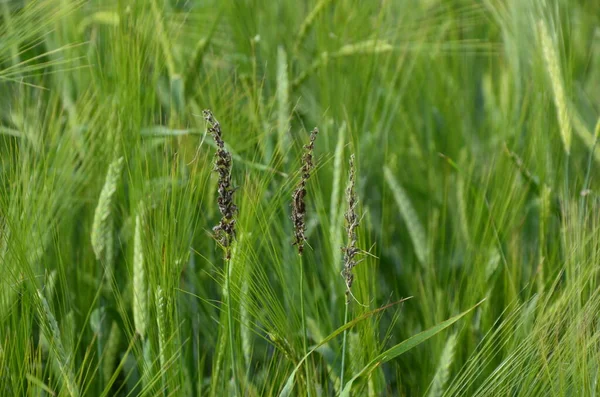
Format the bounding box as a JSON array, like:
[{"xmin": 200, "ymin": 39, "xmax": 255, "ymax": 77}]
[
  {"xmin": 91, "ymin": 156, "xmax": 124, "ymax": 278},
  {"xmin": 426, "ymin": 332, "xmax": 457, "ymax": 397},
  {"xmin": 0, "ymin": 0, "xmax": 599, "ymax": 396},
  {"xmin": 538, "ymin": 19, "xmax": 572, "ymax": 156},
  {"xmin": 133, "ymin": 212, "xmax": 147, "ymax": 338},
  {"xmin": 340, "ymin": 154, "xmax": 360, "ymax": 390},
  {"xmin": 36, "ymin": 290, "xmax": 79, "ymax": 396},
  {"xmin": 384, "ymin": 166, "xmax": 429, "ymax": 265},
  {"xmin": 291, "ymin": 126, "xmax": 318, "ymax": 395},
  {"xmin": 203, "ymin": 109, "xmax": 239, "ymax": 396},
  {"xmin": 276, "ymin": 47, "xmax": 291, "ymax": 162}
]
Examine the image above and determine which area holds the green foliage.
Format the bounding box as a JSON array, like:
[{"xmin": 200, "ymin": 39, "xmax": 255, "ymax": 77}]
[{"xmin": 1, "ymin": 0, "xmax": 599, "ymax": 396}]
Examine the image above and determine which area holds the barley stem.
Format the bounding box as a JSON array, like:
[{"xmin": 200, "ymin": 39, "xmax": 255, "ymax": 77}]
[
  {"xmin": 225, "ymin": 256, "xmax": 239, "ymax": 396},
  {"xmin": 580, "ymin": 120, "xmax": 600, "ymax": 213},
  {"xmin": 300, "ymin": 256, "xmax": 310, "ymax": 396},
  {"xmin": 340, "ymin": 301, "xmax": 349, "ymax": 390}
]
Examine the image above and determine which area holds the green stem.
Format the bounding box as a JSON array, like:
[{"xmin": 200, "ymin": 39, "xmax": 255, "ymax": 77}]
[
  {"xmin": 580, "ymin": 126, "xmax": 598, "ymax": 215},
  {"xmin": 340, "ymin": 300, "xmax": 349, "ymax": 390},
  {"xmin": 300, "ymin": 256, "xmax": 311, "ymax": 396},
  {"xmin": 225, "ymin": 257, "xmax": 239, "ymax": 396}
]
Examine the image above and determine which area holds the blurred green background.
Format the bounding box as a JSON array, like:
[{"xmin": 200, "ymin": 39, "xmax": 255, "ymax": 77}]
[{"xmin": 1, "ymin": 0, "xmax": 599, "ymax": 395}]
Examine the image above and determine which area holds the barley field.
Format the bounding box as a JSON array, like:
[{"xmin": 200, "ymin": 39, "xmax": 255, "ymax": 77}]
[{"xmin": 1, "ymin": 0, "xmax": 599, "ymax": 396}]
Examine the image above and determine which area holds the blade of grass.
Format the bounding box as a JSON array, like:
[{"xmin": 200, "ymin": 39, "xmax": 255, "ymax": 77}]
[
  {"xmin": 340, "ymin": 300, "xmax": 485, "ymax": 396},
  {"xmin": 279, "ymin": 297, "xmax": 412, "ymax": 397}
]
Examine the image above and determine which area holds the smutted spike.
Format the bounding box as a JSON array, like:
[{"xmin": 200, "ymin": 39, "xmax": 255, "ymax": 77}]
[
  {"xmin": 291, "ymin": 127, "xmax": 318, "ymax": 255},
  {"xmin": 203, "ymin": 110, "xmax": 238, "ymax": 259}
]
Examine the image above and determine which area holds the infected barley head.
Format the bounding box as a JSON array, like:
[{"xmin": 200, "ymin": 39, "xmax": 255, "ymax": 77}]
[
  {"xmin": 342, "ymin": 154, "xmax": 360, "ymax": 299},
  {"xmin": 203, "ymin": 109, "xmax": 237, "ymax": 259},
  {"xmin": 291, "ymin": 127, "xmax": 318, "ymax": 255}
]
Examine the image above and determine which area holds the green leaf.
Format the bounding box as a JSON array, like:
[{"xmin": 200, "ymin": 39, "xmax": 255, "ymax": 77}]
[
  {"xmin": 279, "ymin": 298, "xmax": 412, "ymax": 397},
  {"xmin": 340, "ymin": 300, "xmax": 485, "ymax": 396}
]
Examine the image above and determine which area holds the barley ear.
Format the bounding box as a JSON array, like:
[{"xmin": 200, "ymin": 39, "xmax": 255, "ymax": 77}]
[
  {"xmin": 133, "ymin": 212, "xmax": 147, "ymax": 338},
  {"xmin": 102, "ymin": 321, "xmax": 122, "ymax": 383},
  {"xmin": 348, "ymin": 331, "xmax": 363, "ymax": 376},
  {"xmin": 456, "ymin": 175, "xmax": 470, "ymax": 245},
  {"xmin": 291, "ymin": 127, "xmax": 318, "ymax": 255},
  {"xmin": 384, "ymin": 166, "xmax": 428, "ymax": 265},
  {"xmin": 330, "ymin": 123, "xmax": 346, "ymax": 274},
  {"xmin": 334, "ymin": 39, "xmax": 393, "ymax": 57},
  {"xmin": 538, "ymin": 20, "xmax": 571, "ymax": 155},
  {"xmin": 36, "ymin": 290, "xmax": 80, "ymax": 396},
  {"xmin": 342, "ymin": 154, "xmax": 360, "ymax": 297},
  {"xmin": 277, "ymin": 46, "xmax": 290, "ymax": 161},
  {"xmin": 203, "ymin": 109, "xmax": 237, "ymax": 260},
  {"xmin": 155, "ymin": 286, "xmax": 167, "ymax": 372},
  {"xmin": 427, "ymin": 333, "xmax": 457, "ymax": 397},
  {"xmin": 91, "ymin": 156, "xmax": 125, "ymax": 265},
  {"xmin": 240, "ymin": 278, "xmax": 251, "ymax": 368},
  {"xmin": 294, "ymin": 0, "xmax": 332, "ymax": 53}
]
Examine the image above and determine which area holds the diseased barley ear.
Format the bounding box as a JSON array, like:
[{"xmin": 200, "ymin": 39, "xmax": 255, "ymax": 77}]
[
  {"xmin": 341, "ymin": 154, "xmax": 361, "ymax": 299},
  {"xmin": 291, "ymin": 127, "xmax": 318, "ymax": 255},
  {"xmin": 203, "ymin": 109, "xmax": 237, "ymax": 260}
]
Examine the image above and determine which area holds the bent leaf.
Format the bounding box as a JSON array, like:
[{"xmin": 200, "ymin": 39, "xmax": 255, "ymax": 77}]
[
  {"xmin": 340, "ymin": 300, "xmax": 485, "ymax": 396},
  {"xmin": 279, "ymin": 297, "xmax": 412, "ymax": 397}
]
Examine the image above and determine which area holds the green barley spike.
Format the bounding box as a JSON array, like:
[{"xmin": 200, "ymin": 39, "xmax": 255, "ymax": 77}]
[
  {"xmin": 91, "ymin": 156, "xmax": 124, "ymax": 263},
  {"xmin": 133, "ymin": 213, "xmax": 147, "ymax": 338}
]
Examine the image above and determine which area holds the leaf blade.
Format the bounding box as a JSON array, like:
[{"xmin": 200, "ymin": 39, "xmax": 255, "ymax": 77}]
[
  {"xmin": 341, "ymin": 300, "xmax": 485, "ymax": 396},
  {"xmin": 278, "ymin": 297, "xmax": 412, "ymax": 397}
]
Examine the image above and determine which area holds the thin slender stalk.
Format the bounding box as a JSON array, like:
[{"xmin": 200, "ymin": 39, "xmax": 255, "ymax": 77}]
[
  {"xmin": 299, "ymin": 256, "xmax": 311, "ymax": 396},
  {"xmin": 291, "ymin": 128, "xmax": 318, "ymax": 395},
  {"xmin": 340, "ymin": 301, "xmax": 350, "ymax": 389},
  {"xmin": 580, "ymin": 121, "xmax": 599, "ymax": 212},
  {"xmin": 97, "ymin": 296, "xmax": 105, "ymax": 393},
  {"xmin": 225, "ymin": 257, "xmax": 239, "ymax": 396}
]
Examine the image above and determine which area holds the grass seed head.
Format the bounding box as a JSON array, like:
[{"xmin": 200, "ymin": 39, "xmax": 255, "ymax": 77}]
[
  {"xmin": 292, "ymin": 127, "xmax": 318, "ymax": 255},
  {"xmin": 538, "ymin": 20, "xmax": 572, "ymax": 155},
  {"xmin": 203, "ymin": 109, "xmax": 237, "ymax": 259},
  {"xmin": 91, "ymin": 156, "xmax": 124, "ymax": 263},
  {"xmin": 342, "ymin": 154, "xmax": 360, "ymax": 299},
  {"xmin": 133, "ymin": 212, "xmax": 147, "ymax": 338}
]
